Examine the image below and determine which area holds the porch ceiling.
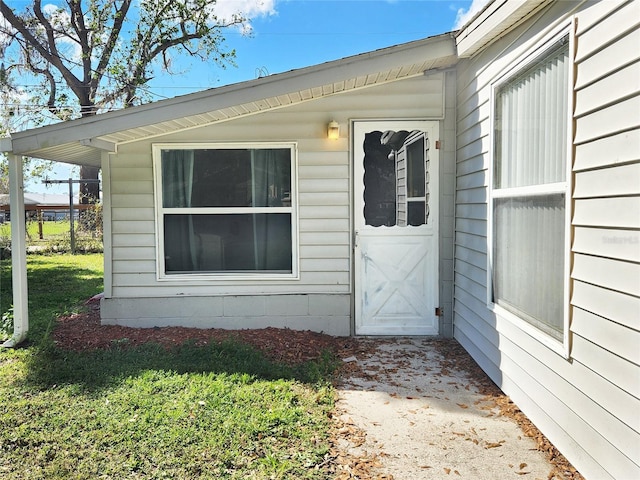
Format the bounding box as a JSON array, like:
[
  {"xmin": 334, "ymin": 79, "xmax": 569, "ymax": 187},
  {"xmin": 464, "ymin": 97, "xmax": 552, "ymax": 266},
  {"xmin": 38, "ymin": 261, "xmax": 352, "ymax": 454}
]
[{"xmin": 3, "ymin": 33, "xmax": 457, "ymax": 168}]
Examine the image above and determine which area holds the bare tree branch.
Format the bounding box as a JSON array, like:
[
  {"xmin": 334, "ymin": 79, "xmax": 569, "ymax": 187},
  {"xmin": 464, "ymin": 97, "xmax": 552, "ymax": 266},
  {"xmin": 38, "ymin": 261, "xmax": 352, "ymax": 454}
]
[
  {"xmin": 31, "ymin": 63, "xmax": 58, "ymax": 115},
  {"xmin": 68, "ymin": 1, "xmax": 92, "ymax": 91},
  {"xmin": 92, "ymin": 0, "xmax": 132, "ymax": 105},
  {"xmin": 1, "ymin": 0, "xmax": 86, "ymax": 105}
]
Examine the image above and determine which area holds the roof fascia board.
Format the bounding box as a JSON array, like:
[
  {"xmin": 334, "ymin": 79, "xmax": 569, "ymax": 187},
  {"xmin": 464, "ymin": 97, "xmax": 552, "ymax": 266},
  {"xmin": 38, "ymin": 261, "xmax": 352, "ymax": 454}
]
[
  {"xmin": 456, "ymin": 0, "xmax": 551, "ymax": 58},
  {"xmin": 0, "ymin": 138, "xmax": 12, "ymax": 153},
  {"xmin": 9, "ymin": 34, "xmax": 455, "ymax": 156}
]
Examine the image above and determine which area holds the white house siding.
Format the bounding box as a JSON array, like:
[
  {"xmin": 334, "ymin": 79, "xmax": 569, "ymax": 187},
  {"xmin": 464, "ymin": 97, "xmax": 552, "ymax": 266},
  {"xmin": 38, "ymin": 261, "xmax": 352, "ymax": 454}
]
[
  {"xmin": 101, "ymin": 72, "xmax": 456, "ymax": 336},
  {"xmin": 441, "ymin": 70, "xmax": 457, "ymax": 337},
  {"xmin": 454, "ymin": 2, "xmax": 640, "ymax": 479}
]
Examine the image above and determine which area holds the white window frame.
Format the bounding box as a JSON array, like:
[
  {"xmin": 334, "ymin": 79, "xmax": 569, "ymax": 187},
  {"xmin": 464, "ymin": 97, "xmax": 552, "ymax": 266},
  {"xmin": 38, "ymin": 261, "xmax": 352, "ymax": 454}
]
[
  {"xmin": 153, "ymin": 142, "xmax": 299, "ymax": 281},
  {"xmin": 487, "ymin": 25, "xmax": 574, "ymax": 358}
]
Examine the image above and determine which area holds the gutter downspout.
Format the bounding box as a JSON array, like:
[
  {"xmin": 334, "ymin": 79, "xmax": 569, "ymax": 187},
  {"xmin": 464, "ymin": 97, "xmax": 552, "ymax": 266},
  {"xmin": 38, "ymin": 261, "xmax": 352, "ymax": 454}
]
[{"xmin": 1, "ymin": 152, "xmax": 29, "ymax": 347}]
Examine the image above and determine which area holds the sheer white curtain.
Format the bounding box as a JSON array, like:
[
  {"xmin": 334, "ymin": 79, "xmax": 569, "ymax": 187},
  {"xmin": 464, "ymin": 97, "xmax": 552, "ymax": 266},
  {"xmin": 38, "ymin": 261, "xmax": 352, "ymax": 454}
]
[
  {"xmin": 492, "ymin": 41, "xmax": 569, "ymax": 339},
  {"xmin": 162, "ymin": 149, "xmax": 197, "ymax": 272},
  {"xmin": 251, "ymin": 149, "xmax": 290, "ymax": 271}
]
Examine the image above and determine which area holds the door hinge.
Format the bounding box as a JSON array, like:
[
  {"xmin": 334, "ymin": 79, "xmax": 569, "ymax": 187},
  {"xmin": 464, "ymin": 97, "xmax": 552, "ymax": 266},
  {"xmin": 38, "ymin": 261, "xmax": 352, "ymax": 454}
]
[
  {"xmin": 435, "ymin": 307, "xmax": 443, "ymax": 317},
  {"xmin": 435, "ymin": 140, "xmax": 441, "ymax": 150}
]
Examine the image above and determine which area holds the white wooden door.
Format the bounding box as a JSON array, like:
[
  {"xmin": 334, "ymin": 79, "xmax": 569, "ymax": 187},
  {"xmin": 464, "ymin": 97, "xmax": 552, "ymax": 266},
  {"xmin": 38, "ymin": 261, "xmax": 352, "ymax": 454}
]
[{"xmin": 354, "ymin": 121, "xmax": 439, "ymax": 335}]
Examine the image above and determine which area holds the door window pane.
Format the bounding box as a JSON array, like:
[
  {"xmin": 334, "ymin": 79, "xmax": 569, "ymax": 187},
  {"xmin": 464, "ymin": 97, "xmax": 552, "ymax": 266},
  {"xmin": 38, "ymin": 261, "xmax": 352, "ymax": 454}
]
[
  {"xmin": 407, "ymin": 201, "xmax": 426, "ymax": 227},
  {"xmin": 362, "ymin": 131, "xmax": 397, "ymax": 227},
  {"xmin": 407, "ymin": 137, "xmax": 425, "ymax": 197},
  {"xmin": 362, "ymin": 130, "xmax": 429, "ymax": 227}
]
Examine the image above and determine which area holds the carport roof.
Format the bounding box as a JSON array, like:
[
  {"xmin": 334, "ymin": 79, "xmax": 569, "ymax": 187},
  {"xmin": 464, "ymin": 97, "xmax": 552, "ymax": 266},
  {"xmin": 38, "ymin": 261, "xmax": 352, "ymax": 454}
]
[{"xmin": 1, "ymin": 33, "xmax": 457, "ymax": 168}]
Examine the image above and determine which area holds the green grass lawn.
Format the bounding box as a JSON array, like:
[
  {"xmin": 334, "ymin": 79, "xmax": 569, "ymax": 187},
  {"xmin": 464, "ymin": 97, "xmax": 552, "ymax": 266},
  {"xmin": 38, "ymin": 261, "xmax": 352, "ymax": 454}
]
[
  {"xmin": 0, "ymin": 254, "xmax": 337, "ymax": 479},
  {"xmin": 0, "ymin": 219, "xmax": 102, "ymax": 254},
  {"xmin": 0, "ymin": 219, "xmax": 71, "ymax": 240}
]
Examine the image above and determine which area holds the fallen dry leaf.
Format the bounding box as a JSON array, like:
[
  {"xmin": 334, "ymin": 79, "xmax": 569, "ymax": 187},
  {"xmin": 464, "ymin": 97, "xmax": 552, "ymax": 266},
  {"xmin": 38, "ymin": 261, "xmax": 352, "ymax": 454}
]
[{"xmin": 485, "ymin": 442, "xmax": 503, "ymax": 449}]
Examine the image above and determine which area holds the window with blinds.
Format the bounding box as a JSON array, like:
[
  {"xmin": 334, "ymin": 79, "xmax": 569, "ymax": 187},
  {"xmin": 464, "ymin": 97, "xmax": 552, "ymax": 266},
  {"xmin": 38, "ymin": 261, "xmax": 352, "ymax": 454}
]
[{"xmin": 491, "ymin": 37, "xmax": 570, "ymax": 341}]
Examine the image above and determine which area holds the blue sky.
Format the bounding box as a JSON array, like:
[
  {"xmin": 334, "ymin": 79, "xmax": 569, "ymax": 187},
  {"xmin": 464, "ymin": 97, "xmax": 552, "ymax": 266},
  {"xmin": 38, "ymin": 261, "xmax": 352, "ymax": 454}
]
[
  {"xmin": 143, "ymin": 0, "xmax": 477, "ymax": 101},
  {"xmin": 25, "ymin": 0, "xmax": 482, "ymax": 192}
]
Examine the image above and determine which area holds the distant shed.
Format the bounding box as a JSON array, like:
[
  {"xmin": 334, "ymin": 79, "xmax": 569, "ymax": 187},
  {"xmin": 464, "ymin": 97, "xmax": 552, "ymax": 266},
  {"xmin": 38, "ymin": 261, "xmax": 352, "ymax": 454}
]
[{"xmin": 0, "ymin": 192, "xmax": 83, "ymax": 221}]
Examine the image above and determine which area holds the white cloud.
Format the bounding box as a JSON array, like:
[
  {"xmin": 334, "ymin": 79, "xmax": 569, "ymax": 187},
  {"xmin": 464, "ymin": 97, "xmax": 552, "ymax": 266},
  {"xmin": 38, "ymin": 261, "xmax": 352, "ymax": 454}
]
[
  {"xmin": 453, "ymin": 0, "xmax": 491, "ymax": 30},
  {"xmin": 210, "ymin": 0, "xmax": 277, "ymax": 34},
  {"xmin": 42, "ymin": 3, "xmax": 71, "ymax": 26}
]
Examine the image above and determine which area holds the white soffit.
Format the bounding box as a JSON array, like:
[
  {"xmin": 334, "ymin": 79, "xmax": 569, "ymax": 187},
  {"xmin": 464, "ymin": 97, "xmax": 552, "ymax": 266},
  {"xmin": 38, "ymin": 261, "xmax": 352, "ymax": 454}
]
[
  {"xmin": 6, "ymin": 33, "xmax": 456, "ymax": 167},
  {"xmin": 456, "ymin": 0, "xmax": 552, "ymax": 58}
]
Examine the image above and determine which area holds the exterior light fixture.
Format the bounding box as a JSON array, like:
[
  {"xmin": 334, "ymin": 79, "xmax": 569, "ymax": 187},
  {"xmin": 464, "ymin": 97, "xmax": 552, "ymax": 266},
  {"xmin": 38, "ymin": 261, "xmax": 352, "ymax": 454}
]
[{"xmin": 327, "ymin": 120, "xmax": 340, "ymax": 140}]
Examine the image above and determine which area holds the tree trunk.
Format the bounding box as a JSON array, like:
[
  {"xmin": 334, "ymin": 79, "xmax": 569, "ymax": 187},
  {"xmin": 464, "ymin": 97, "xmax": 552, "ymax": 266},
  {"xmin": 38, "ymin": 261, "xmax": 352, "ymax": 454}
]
[
  {"xmin": 80, "ymin": 165, "xmax": 100, "ymax": 204},
  {"xmin": 78, "ymin": 165, "xmax": 100, "ymax": 232},
  {"xmin": 78, "ymin": 105, "xmax": 100, "ymax": 231}
]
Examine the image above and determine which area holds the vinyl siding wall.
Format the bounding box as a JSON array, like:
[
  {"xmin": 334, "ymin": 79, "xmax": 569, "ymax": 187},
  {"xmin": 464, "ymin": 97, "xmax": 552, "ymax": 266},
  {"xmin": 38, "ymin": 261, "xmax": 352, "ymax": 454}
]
[
  {"xmin": 101, "ymin": 72, "xmax": 456, "ymax": 335},
  {"xmin": 454, "ymin": 1, "xmax": 639, "ymax": 479}
]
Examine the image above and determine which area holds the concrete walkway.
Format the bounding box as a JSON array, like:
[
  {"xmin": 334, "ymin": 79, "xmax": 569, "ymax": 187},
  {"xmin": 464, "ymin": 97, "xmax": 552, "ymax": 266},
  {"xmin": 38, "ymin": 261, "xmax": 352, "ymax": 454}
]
[{"xmin": 333, "ymin": 338, "xmax": 556, "ymax": 480}]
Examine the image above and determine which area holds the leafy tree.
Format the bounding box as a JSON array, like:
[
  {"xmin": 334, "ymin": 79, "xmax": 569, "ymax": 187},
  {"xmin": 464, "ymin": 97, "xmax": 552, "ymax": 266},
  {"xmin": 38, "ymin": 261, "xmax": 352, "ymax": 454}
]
[
  {"xmin": 0, "ymin": 96, "xmax": 55, "ymax": 195},
  {"xmin": 0, "ymin": 157, "xmax": 55, "ymax": 196},
  {"xmin": 0, "ymin": 0, "xmax": 255, "ymax": 203}
]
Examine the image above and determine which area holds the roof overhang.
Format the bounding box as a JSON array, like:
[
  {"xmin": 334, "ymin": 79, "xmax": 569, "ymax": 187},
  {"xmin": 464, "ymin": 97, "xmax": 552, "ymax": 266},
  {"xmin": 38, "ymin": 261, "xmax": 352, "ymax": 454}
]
[
  {"xmin": 2, "ymin": 33, "xmax": 457, "ymax": 167},
  {"xmin": 455, "ymin": 0, "xmax": 552, "ymax": 58}
]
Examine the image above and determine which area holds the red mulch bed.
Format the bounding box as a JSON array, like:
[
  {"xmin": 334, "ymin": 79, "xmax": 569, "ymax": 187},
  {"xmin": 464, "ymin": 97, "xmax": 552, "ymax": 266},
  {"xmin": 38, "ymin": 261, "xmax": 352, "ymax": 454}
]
[{"xmin": 52, "ymin": 297, "xmax": 361, "ymax": 366}]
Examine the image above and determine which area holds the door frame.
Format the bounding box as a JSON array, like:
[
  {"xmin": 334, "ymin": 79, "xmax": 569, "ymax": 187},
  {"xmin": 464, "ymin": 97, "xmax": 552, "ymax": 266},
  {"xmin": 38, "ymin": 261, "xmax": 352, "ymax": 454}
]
[{"xmin": 351, "ymin": 119, "xmax": 440, "ymax": 335}]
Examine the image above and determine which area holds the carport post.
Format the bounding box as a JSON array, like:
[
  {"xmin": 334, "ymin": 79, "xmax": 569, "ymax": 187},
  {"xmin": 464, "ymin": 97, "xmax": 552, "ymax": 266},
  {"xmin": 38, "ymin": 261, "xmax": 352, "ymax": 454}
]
[{"xmin": 2, "ymin": 153, "xmax": 29, "ymax": 347}]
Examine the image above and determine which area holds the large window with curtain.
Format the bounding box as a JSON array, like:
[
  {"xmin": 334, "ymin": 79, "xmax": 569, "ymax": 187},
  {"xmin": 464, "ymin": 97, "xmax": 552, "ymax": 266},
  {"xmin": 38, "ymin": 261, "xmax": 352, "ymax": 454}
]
[
  {"xmin": 491, "ymin": 36, "xmax": 570, "ymax": 342},
  {"xmin": 154, "ymin": 144, "xmax": 296, "ymax": 277}
]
